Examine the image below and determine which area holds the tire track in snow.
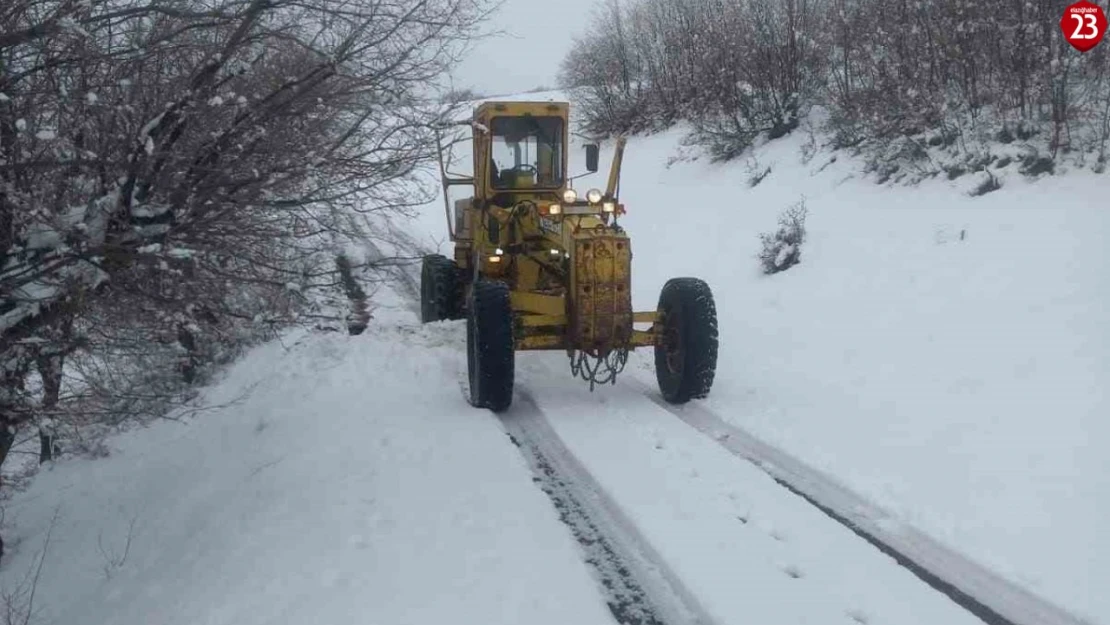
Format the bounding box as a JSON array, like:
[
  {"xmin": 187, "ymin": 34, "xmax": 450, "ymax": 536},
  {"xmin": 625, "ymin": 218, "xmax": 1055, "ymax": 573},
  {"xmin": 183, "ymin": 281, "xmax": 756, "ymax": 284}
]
[
  {"xmin": 390, "ymin": 256, "xmax": 679, "ymax": 623},
  {"xmin": 628, "ymin": 378, "xmax": 1088, "ymax": 625},
  {"xmin": 492, "ymin": 387, "xmax": 718, "ymax": 625}
]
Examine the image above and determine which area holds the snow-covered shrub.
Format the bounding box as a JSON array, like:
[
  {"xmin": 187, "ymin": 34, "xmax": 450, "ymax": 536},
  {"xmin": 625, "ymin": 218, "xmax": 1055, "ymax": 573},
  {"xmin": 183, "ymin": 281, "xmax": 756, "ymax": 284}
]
[
  {"xmin": 758, "ymin": 201, "xmax": 808, "ymax": 275},
  {"xmin": 741, "ymin": 156, "xmax": 773, "ymax": 187},
  {"xmin": 560, "ymin": 0, "xmax": 823, "ymax": 148},
  {"xmin": 562, "ymin": 0, "xmax": 1110, "ymax": 177},
  {"xmin": 969, "ymin": 171, "xmax": 1002, "ymax": 196},
  {"xmin": 0, "ymin": 0, "xmax": 489, "ymax": 528},
  {"xmin": 689, "ymin": 111, "xmax": 800, "ymax": 163},
  {"xmin": 820, "ymin": 0, "xmax": 1110, "ymax": 178},
  {"xmin": 1020, "ymin": 153, "xmax": 1055, "ymax": 177},
  {"xmin": 441, "ymin": 87, "xmax": 486, "ymax": 105}
]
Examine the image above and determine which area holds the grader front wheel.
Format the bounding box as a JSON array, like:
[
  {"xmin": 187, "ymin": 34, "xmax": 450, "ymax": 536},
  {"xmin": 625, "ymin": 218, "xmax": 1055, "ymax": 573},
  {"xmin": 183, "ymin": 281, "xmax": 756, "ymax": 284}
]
[
  {"xmin": 467, "ymin": 280, "xmax": 515, "ymax": 412},
  {"xmin": 655, "ymin": 278, "xmax": 719, "ymax": 403}
]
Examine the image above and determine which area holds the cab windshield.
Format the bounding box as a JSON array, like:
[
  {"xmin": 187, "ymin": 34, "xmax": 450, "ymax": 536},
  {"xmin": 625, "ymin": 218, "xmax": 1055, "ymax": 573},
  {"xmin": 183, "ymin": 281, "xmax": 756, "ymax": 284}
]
[{"xmin": 490, "ymin": 116, "xmax": 564, "ymax": 190}]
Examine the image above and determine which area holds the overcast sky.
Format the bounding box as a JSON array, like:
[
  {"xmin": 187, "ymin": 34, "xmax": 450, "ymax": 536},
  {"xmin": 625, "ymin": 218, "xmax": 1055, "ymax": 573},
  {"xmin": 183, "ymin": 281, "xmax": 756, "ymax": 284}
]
[{"xmin": 450, "ymin": 0, "xmax": 602, "ymax": 97}]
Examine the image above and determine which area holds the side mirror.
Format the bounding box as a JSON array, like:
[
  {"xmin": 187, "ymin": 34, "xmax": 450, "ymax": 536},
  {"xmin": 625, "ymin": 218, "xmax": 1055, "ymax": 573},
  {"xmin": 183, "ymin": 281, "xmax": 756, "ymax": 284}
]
[{"xmin": 585, "ymin": 144, "xmax": 599, "ymax": 173}]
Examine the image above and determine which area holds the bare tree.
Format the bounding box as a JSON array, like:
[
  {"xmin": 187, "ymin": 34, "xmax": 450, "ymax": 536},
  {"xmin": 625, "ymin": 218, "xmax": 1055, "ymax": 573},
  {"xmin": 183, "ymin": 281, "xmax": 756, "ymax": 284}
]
[
  {"xmin": 0, "ymin": 0, "xmax": 490, "ymax": 497},
  {"xmin": 563, "ymin": 0, "xmax": 1110, "ymax": 175}
]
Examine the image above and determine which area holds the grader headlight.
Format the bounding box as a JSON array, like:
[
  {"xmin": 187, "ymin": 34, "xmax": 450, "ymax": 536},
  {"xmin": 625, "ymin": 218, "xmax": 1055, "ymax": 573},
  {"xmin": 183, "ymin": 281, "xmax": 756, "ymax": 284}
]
[
  {"xmin": 603, "ymin": 201, "xmax": 616, "ymax": 213},
  {"xmin": 586, "ymin": 188, "xmax": 603, "ymax": 204},
  {"xmin": 547, "ymin": 203, "xmax": 562, "ymax": 215},
  {"xmin": 562, "ymin": 188, "xmax": 578, "ymax": 203}
]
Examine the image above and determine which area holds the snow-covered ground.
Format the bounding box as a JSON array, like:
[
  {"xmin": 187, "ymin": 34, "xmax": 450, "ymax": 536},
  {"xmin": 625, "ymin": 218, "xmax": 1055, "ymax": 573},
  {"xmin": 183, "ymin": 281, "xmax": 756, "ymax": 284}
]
[
  {"xmin": 0, "ymin": 89, "xmax": 1104, "ymax": 625},
  {"xmin": 0, "ymin": 295, "xmax": 616, "ymax": 625},
  {"xmin": 0, "ymin": 281, "xmax": 1012, "ymax": 625},
  {"xmin": 602, "ymin": 125, "xmax": 1107, "ymax": 624}
]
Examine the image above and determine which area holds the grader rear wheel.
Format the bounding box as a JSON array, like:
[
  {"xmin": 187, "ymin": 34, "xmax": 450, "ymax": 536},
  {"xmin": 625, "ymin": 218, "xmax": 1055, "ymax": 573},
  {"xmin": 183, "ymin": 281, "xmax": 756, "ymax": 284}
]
[
  {"xmin": 467, "ymin": 279, "xmax": 515, "ymax": 412},
  {"xmin": 420, "ymin": 254, "xmax": 463, "ymax": 323},
  {"xmin": 655, "ymin": 277, "xmax": 718, "ymax": 403}
]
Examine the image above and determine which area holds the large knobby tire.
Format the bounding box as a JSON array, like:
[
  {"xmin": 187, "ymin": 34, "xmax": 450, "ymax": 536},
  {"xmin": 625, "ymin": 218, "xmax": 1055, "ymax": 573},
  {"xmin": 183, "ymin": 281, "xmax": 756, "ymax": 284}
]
[
  {"xmin": 420, "ymin": 254, "xmax": 462, "ymax": 323},
  {"xmin": 655, "ymin": 277, "xmax": 719, "ymax": 403},
  {"xmin": 467, "ymin": 280, "xmax": 515, "ymax": 412}
]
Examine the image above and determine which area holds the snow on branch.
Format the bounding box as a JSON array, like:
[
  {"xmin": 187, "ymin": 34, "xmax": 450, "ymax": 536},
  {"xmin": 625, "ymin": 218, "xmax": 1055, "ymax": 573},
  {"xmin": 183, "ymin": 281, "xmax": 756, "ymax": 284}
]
[{"xmin": 0, "ymin": 0, "xmax": 493, "ymax": 510}]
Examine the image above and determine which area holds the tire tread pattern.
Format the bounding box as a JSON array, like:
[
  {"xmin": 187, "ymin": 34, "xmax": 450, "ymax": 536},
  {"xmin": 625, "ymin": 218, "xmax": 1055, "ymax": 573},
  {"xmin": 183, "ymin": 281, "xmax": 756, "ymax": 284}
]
[
  {"xmin": 468, "ymin": 279, "xmax": 515, "ymax": 412},
  {"xmin": 421, "ymin": 254, "xmax": 462, "ymax": 322},
  {"xmin": 655, "ymin": 277, "xmax": 718, "ymax": 403}
]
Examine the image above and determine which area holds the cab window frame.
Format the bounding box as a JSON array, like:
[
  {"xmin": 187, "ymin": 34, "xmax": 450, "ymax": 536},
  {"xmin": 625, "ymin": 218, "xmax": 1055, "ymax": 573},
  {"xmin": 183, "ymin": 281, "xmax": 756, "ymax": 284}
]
[{"xmin": 488, "ymin": 115, "xmax": 565, "ymax": 190}]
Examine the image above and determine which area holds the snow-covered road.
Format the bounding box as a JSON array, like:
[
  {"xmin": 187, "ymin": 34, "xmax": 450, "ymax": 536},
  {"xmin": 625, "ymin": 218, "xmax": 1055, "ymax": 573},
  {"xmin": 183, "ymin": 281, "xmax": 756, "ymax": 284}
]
[
  {"xmin": 512, "ymin": 349, "xmax": 984, "ymax": 625},
  {"xmin": 4, "ymin": 287, "xmax": 1084, "ymax": 625},
  {"xmin": 496, "ymin": 390, "xmax": 714, "ymax": 625},
  {"xmin": 0, "ymin": 298, "xmax": 617, "ymax": 625}
]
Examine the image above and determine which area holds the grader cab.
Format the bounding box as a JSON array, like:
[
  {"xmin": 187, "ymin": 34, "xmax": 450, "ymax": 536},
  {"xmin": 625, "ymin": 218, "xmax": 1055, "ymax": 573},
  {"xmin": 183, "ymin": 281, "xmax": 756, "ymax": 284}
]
[{"xmin": 423, "ymin": 100, "xmax": 718, "ymax": 412}]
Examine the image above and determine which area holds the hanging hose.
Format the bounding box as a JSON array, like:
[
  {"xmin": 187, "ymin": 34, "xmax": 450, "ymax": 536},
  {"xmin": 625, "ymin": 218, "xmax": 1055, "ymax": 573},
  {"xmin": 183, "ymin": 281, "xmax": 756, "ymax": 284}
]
[{"xmin": 569, "ymin": 347, "xmax": 630, "ymax": 392}]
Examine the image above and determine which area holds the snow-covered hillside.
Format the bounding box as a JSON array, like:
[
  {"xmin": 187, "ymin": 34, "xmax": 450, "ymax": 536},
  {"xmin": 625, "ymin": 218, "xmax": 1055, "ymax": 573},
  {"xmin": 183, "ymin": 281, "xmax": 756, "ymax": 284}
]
[
  {"xmin": 595, "ymin": 123, "xmax": 1107, "ymax": 625},
  {"xmin": 0, "ymin": 89, "xmax": 1104, "ymax": 625}
]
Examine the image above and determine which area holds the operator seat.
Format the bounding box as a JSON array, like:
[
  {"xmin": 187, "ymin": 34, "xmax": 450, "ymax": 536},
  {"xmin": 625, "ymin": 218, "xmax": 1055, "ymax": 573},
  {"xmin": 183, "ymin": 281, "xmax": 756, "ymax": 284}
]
[{"xmin": 489, "ymin": 157, "xmax": 500, "ymax": 187}]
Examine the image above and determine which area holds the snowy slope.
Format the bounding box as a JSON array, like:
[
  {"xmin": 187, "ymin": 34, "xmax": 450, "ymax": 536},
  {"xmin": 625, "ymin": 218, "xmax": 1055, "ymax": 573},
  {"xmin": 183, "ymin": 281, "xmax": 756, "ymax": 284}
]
[
  {"xmin": 608, "ymin": 127, "xmax": 1107, "ymax": 624},
  {"xmin": 0, "ymin": 291, "xmax": 616, "ymax": 625},
  {"xmin": 418, "ymin": 91, "xmax": 1108, "ymax": 623}
]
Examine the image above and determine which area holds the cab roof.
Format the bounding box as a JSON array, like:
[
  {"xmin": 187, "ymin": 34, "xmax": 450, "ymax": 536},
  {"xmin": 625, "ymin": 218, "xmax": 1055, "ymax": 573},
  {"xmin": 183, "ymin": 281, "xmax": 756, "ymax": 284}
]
[{"xmin": 474, "ymin": 101, "xmax": 569, "ymax": 118}]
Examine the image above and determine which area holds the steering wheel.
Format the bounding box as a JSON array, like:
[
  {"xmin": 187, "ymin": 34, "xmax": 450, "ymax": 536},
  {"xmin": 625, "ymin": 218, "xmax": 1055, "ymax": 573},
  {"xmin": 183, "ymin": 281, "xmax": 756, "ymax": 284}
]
[{"xmin": 511, "ymin": 164, "xmax": 537, "ymax": 174}]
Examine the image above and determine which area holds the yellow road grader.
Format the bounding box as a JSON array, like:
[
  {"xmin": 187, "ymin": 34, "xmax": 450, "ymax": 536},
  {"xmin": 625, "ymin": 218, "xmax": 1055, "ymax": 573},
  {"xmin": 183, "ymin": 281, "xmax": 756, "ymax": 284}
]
[{"xmin": 423, "ymin": 100, "xmax": 718, "ymax": 412}]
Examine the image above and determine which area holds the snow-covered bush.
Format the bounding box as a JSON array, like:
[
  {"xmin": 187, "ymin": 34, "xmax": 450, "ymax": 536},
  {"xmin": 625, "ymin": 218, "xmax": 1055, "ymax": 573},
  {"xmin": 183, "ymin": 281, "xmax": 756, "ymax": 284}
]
[
  {"xmin": 562, "ymin": 0, "xmax": 1110, "ymax": 174},
  {"xmin": 0, "ymin": 0, "xmax": 490, "ymax": 518},
  {"xmin": 969, "ymin": 171, "xmax": 1002, "ymax": 197},
  {"xmin": 758, "ymin": 201, "xmax": 808, "ymax": 275},
  {"xmin": 561, "ymin": 0, "xmax": 822, "ymax": 145},
  {"xmin": 821, "ymin": 0, "xmax": 1110, "ymax": 178}
]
